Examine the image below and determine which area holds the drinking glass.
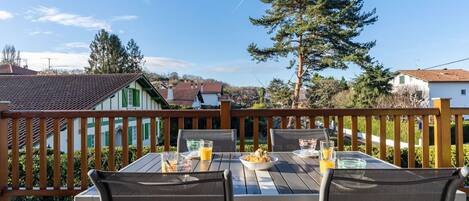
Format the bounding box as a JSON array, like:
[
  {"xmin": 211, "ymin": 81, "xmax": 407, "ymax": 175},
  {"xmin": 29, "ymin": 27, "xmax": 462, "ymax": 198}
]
[
  {"xmin": 161, "ymin": 152, "xmax": 192, "ymax": 173},
  {"xmin": 186, "ymin": 139, "xmax": 201, "ymax": 153},
  {"xmin": 337, "ymin": 157, "xmax": 367, "ymax": 169},
  {"xmin": 199, "ymin": 140, "xmax": 213, "ymax": 161},
  {"xmin": 298, "ymin": 139, "xmax": 312, "ymax": 154},
  {"xmin": 319, "ymin": 141, "xmax": 336, "ymax": 174}
]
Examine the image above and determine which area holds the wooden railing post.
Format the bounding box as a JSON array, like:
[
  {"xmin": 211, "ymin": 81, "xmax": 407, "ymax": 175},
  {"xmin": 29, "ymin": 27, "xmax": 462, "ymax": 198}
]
[
  {"xmin": 433, "ymin": 98, "xmax": 452, "ymax": 167},
  {"xmin": 220, "ymin": 100, "xmax": 231, "ymax": 129},
  {"xmin": 0, "ymin": 101, "xmax": 10, "ymax": 201}
]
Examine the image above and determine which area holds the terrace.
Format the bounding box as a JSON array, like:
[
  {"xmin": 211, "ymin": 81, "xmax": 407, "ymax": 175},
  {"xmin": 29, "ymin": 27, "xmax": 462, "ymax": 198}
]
[{"xmin": 0, "ymin": 99, "xmax": 467, "ymax": 200}]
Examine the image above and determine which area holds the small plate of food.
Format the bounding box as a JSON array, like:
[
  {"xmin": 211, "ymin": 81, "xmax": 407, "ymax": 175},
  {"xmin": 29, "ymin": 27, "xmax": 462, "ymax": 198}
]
[{"xmin": 239, "ymin": 148, "xmax": 278, "ymax": 170}]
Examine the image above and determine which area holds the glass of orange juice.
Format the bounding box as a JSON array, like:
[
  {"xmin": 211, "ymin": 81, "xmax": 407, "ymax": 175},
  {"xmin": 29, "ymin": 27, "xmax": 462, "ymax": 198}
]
[
  {"xmin": 199, "ymin": 140, "xmax": 213, "ymax": 161},
  {"xmin": 319, "ymin": 141, "xmax": 336, "ymax": 174}
]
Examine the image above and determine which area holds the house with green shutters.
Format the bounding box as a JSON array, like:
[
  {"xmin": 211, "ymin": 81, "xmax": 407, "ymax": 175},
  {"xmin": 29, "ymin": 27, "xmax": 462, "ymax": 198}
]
[{"xmin": 0, "ymin": 73, "xmax": 168, "ymax": 152}]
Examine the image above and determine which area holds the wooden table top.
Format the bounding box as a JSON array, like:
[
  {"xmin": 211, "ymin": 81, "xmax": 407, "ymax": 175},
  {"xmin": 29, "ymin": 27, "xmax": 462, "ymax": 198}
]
[{"xmin": 75, "ymin": 151, "xmax": 398, "ymax": 201}]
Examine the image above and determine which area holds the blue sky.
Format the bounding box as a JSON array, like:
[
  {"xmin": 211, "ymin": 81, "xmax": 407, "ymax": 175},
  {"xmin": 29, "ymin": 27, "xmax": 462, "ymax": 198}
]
[{"xmin": 1, "ymin": 0, "xmax": 469, "ymax": 86}]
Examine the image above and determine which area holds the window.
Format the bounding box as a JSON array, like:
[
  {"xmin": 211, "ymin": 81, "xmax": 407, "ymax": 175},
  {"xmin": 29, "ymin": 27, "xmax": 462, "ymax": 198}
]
[
  {"xmin": 104, "ymin": 131, "xmax": 109, "ymax": 146},
  {"xmin": 122, "ymin": 88, "xmax": 141, "ymax": 107},
  {"xmin": 399, "ymin": 76, "xmax": 405, "ymax": 84},
  {"xmin": 462, "ymin": 89, "xmax": 466, "ymax": 96},
  {"xmin": 127, "ymin": 126, "xmax": 135, "ymax": 145}
]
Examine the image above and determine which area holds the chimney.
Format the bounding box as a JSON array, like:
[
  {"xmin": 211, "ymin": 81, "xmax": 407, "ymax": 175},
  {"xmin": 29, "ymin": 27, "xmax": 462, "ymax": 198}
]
[
  {"xmin": 190, "ymin": 82, "xmax": 194, "ymax": 89},
  {"xmin": 167, "ymin": 85, "xmax": 174, "ymax": 101},
  {"xmin": 200, "ymin": 83, "xmax": 204, "ymax": 93}
]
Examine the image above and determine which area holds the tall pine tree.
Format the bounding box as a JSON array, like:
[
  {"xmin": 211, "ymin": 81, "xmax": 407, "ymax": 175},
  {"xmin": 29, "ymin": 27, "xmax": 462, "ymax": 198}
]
[
  {"xmin": 248, "ymin": 0, "xmax": 377, "ymax": 109},
  {"xmin": 86, "ymin": 29, "xmax": 130, "ymax": 74},
  {"xmin": 126, "ymin": 39, "xmax": 144, "ymax": 73}
]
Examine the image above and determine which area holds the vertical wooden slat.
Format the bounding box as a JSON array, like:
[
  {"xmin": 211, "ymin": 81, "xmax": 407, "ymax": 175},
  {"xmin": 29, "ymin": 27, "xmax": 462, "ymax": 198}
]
[
  {"xmin": 407, "ymin": 115, "xmax": 415, "ymax": 168},
  {"xmin": 206, "ymin": 117, "xmax": 213, "ymax": 129},
  {"xmin": 53, "ymin": 118, "xmax": 61, "ymax": 189},
  {"xmin": 67, "ymin": 118, "xmax": 74, "ymax": 190},
  {"xmin": 337, "ymin": 116, "xmax": 344, "ymax": 151},
  {"xmin": 365, "ymin": 116, "xmax": 372, "ymax": 155},
  {"xmin": 267, "ymin": 117, "xmax": 273, "ymax": 151},
  {"xmin": 0, "ymin": 103, "xmax": 8, "ymax": 201},
  {"xmin": 379, "ymin": 115, "xmax": 386, "ymax": 160},
  {"xmin": 25, "ymin": 118, "xmax": 33, "ymax": 190},
  {"xmin": 281, "ymin": 116, "xmax": 287, "ymax": 129},
  {"xmin": 192, "ymin": 117, "xmax": 199, "ymax": 129},
  {"xmin": 309, "ymin": 116, "xmax": 316, "ymax": 128},
  {"xmin": 433, "ymin": 98, "xmax": 451, "ymax": 167},
  {"xmin": 323, "ymin": 116, "xmax": 330, "ymax": 129},
  {"xmin": 455, "ymin": 115, "xmax": 464, "ymax": 167},
  {"xmin": 136, "ymin": 117, "xmax": 143, "ymax": 158},
  {"xmin": 11, "ymin": 118, "xmax": 19, "ymax": 190},
  {"xmin": 393, "ymin": 115, "xmax": 401, "ymax": 167},
  {"xmin": 239, "ymin": 117, "xmax": 246, "ymax": 152},
  {"xmin": 422, "ymin": 115, "xmax": 430, "ymax": 168},
  {"xmin": 295, "ymin": 116, "xmax": 301, "ymax": 129},
  {"xmin": 39, "ymin": 118, "xmax": 47, "ymax": 190},
  {"xmin": 253, "ymin": 117, "xmax": 259, "ymax": 150},
  {"xmin": 150, "ymin": 118, "xmax": 157, "ymax": 152},
  {"xmin": 122, "ymin": 117, "xmax": 129, "ymax": 166},
  {"xmin": 80, "ymin": 117, "xmax": 88, "ymax": 190},
  {"xmin": 178, "ymin": 117, "xmax": 184, "ymax": 130},
  {"xmin": 94, "ymin": 118, "xmax": 101, "ymax": 170},
  {"xmin": 163, "ymin": 117, "xmax": 170, "ymax": 151},
  {"xmin": 351, "ymin": 116, "xmax": 358, "ymax": 151},
  {"xmin": 108, "ymin": 117, "xmax": 115, "ymax": 171}
]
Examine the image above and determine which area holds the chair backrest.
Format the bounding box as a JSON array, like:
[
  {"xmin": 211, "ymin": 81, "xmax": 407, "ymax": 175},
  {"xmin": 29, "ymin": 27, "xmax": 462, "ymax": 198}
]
[
  {"xmin": 270, "ymin": 128, "xmax": 330, "ymax": 151},
  {"xmin": 89, "ymin": 169, "xmax": 234, "ymax": 201},
  {"xmin": 177, "ymin": 129, "xmax": 237, "ymax": 152},
  {"xmin": 319, "ymin": 168, "xmax": 469, "ymax": 201}
]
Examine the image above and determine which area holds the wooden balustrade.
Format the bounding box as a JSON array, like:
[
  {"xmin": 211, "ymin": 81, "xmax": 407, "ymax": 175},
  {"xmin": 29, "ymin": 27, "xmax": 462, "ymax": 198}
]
[{"xmin": 0, "ymin": 99, "xmax": 466, "ymax": 199}]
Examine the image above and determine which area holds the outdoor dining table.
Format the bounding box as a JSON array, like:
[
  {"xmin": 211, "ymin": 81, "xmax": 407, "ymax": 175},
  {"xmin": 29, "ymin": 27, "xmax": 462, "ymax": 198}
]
[{"xmin": 74, "ymin": 151, "xmax": 465, "ymax": 201}]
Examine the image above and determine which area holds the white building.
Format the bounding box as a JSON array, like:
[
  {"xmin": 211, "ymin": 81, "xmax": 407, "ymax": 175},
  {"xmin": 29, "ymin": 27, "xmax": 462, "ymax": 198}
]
[
  {"xmin": 175, "ymin": 81, "xmax": 225, "ymax": 107},
  {"xmin": 391, "ymin": 69, "xmax": 469, "ymax": 107},
  {"xmin": 158, "ymin": 86, "xmax": 204, "ymax": 109},
  {"xmin": 0, "ymin": 74, "xmax": 168, "ymax": 152}
]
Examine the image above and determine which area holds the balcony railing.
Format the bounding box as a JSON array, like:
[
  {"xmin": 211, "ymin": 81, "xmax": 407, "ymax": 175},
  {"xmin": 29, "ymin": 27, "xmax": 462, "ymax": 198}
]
[{"xmin": 0, "ymin": 98, "xmax": 466, "ymax": 200}]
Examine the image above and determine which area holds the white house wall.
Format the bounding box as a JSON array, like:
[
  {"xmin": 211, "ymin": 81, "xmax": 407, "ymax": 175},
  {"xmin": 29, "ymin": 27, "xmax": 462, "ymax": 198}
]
[{"xmin": 45, "ymin": 80, "xmax": 163, "ymax": 152}]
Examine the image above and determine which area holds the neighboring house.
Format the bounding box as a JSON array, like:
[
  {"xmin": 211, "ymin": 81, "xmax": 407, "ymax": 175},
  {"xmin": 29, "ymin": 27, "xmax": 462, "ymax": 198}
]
[
  {"xmin": 175, "ymin": 81, "xmax": 224, "ymax": 106},
  {"xmin": 0, "ymin": 64, "xmax": 37, "ymax": 75},
  {"xmin": 158, "ymin": 86, "xmax": 204, "ymax": 108},
  {"xmin": 392, "ymin": 69, "xmax": 469, "ymax": 107},
  {"xmin": 0, "ymin": 73, "xmax": 168, "ymax": 152}
]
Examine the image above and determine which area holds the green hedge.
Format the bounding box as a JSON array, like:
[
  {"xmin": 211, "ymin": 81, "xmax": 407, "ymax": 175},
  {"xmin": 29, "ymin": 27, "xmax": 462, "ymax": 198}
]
[{"xmin": 8, "ymin": 144, "xmax": 468, "ymax": 200}]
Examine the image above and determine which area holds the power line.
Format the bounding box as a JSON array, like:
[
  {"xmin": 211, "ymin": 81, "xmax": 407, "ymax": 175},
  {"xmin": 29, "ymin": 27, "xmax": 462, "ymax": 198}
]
[{"xmin": 423, "ymin": 57, "xmax": 469, "ymax": 70}]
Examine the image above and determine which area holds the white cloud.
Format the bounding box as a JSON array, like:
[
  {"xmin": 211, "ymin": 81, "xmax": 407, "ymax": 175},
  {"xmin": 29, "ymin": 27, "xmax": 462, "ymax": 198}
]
[
  {"xmin": 29, "ymin": 31, "xmax": 53, "ymax": 36},
  {"xmin": 21, "ymin": 51, "xmax": 191, "ymax": 72},
  {"xmin": 31, "ymin": 6, "xmax": 111, "ymax": 30},
  {"xmin": 111, "ymin": 15, "xmax": 138, "ymax": 21},
  {"xmin": 64, "ymin": 42, "xmax": 89, "ymax": 49},
  {"xmin": 208, "ymin": 66, "xmax": 242, "ymax": 73},
  {"xmin": 0, "ymin": 10, "xmax": 13, "ymax": 20}
]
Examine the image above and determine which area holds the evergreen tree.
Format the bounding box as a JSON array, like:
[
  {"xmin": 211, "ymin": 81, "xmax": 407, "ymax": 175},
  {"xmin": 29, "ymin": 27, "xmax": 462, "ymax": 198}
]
[
  {"xmin": 352, "ymin": 63, "xmax": 396, "ymax": 108},
  {"xmin": 248, "ymin": 0, "xmax": 377, "ymax": 109},
  {"xmin": 86, "ymin": 29, "xmax": 129, "ymax": 74},
  {"xmin": 126, "ymin": 39, "xmax": 144, "ymax": 73},
  {"xmin": 266, "ymin": 78, "xmax": 292, "ymax": 108}
]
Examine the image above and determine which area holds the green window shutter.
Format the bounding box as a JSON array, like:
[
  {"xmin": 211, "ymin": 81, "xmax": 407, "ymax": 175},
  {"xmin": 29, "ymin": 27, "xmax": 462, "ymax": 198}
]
[
  {"xmin": 144, "ymin": 123, "xmax": 149, "ymax": 140},
  {"xmin": 87, "ymin": 135, "xmax": 94, "ymax": 148},
  {"xmin": 122, "ymin": 89, "xmax": 128, "ymax": 107},
  {"xmin": 128, "ymin": 127, "xmax": 133, "ymax": 145},
  {"xmin": 104, "ymin": 131, "xmax": 109, "ymax": 146},
  {"xmin": 399, "ymin": 76, "xmax": 405, "ymax": 84},
  {"xmin": 133, "ymin": 89, "xmax": 140, "ymax": 107}
]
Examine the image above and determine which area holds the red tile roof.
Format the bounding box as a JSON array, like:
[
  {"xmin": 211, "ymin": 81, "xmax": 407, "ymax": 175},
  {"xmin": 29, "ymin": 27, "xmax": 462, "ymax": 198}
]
[
  {"xmin": 158, "ymin": 88, "xmax": 203, "ymax": 107},
  {"xmin": 399, "ymin": 69, "xmax": 469, "ymax": 82},
  {"xmin": 175, "ymin": 82, "xmax": 223, "ymax": 94},
  {"xmin": 0, "ymin": 64, "xmax": 37, "ymax": 75}
]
